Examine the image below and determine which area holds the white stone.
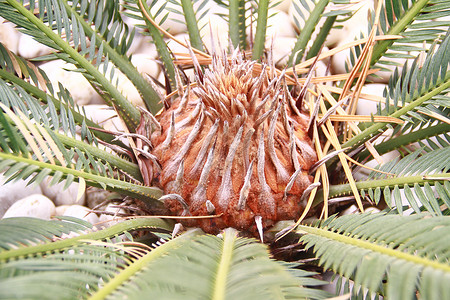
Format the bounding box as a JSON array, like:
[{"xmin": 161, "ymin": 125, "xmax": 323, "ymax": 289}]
[
  {"xmin": 40, "ymin": 178, "xmax": 86, "ymax": 206},
  {"xmin": 353, "ymin": 150, "xmax": 400, "ymax": 181},
  {"xmin": 85, "ymin": 188, "xmax": 113, "ymax": 209},
  {"xmin": 271, "ymin": 37, "xmax": 297, "ymax": 66},
  {"xmin": 200, "ymin": 14, "xmax": 229, "ymax": 52},
  {"xmin": 248, "ymin": 9, "xmax": 296, "ymax": 42},
  {"xmin": 17, "ymin": 33, "xmax": 54, "ymax": 59},
  {"xmin": 3, "ymin": 194, "xmax": 55, "ymax": 220},
  {"xmin": 276, "ymin": 0, "xmax": 293, "ymax": 13},
  {"xmin": 356, "ymin": 83, "xmax": 388, "ymax": 116},
  {"xmin": 82, "ymin": 104, "xmax": 124, "ymax": 132},
  {"xmin": 267, "ymin": 10, "xmax": 297, "ymax": 39},
  {"xmin": 39, "ymin": 60, "xmax": 104, "ymax": 105},
  {"xmin": 0, "ymin": 176, "xmax": 42, "ymax": 218},
  {"xmin": 55, "ymin": 205, "xmax": 70, "ymax": 216},
  {"xmin": 131, "ymin": 53, "xmax": 161, "ymax": 81},
  {"xmin": 167, "ymin": 33, "xmax": 191, "ymax": 56},
  {"xmin": 0, "ymin": 18, "xmax": 20, "ymax": 53},
  {"xmin": 98, "ymin": 203, "xmax": 126, "ymax": 228},
  {"xmin": 62, "ymin": 204, "xmax": 99, "ymax": 225},
  {"xmin": 98, "ymin": 56, "xmax": 160, "ymax": 108}
]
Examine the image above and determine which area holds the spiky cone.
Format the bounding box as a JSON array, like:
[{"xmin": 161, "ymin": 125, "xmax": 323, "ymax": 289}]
[{"xmin": 149, "ymin": 50, "xmax": 317, "ymax": 236}]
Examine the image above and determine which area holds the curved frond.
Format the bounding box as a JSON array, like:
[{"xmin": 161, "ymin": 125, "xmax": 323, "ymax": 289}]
[
  {"xmin": 0, "ymin": 217, "xmax": 172, "ymax": 299},
  {"xmin": 288, "ymin": 0, "xmax": 353, "ymax": 65},
  {"xmin": 298, "ymin": 212, "xmax": 450, "ymax": 299},
  {"xmin": 343, "ymin": 28, "xmax": 450, "ymax": 150},
  {"xmin": 371, "ymin": 0, "xmax": 450, "ymax": 69},
  {"xmin": 0, "ymin": 0, "xmax": 162, "ymax": 129},
  {"xmin": 0, "ymin": 101, "xmax": 163, "ymax": 202},
  {"xmin": 97, "ymin": 228, "xmax": 331, "ymax": 300}
]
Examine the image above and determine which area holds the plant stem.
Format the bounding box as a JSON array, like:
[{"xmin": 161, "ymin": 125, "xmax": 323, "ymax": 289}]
[
  {"xmin": 325, "ymin": 173, "xmax": 449, "ymax": 199},
  {"xmin": 89, "ymin": 229, "xmax": 198, "ymax": 300},
  {"xmin": 288, "ymin": 0, "xmax": 329, "ymax": 66},
  {"xmin": 252, "ymin": 0, "xmax": 269, "ymax": 61},
  {"xmin": 342, "ymin": 71, "xmax": 450, "ymax": 149},
  {"xmin": 371, "ymin": 0, "xmax": 429, "ymax": 66},
  {"xmin": 0, "ymin": 68, "xmax": 115, "ymax": 143},
  {"xmin": 297, "ymin": 223, "xmax": 450, "ymax": 272},
  {"xmin": 229, "ymin": 0, "xmax": 246, "ymax": 50},
  {"xmin": 0, "ymin": 151, "xmax": 163, "ymax": 201},
  {"xmin": 0, "ymin": 217, "xmax": 173, "ymax": 261},
  {"xmin": 180, "ymin": 0, "xmax": 204, "ymax": 51},
  {"xmin": 62, "ymin": 1, "xmax": 163, "ymax": 115},
  {"xmin": 212, "ymin": 228, "xmax": 237, "ymax": 300},
  {"xmin": 5, "ymin": 0, "xmax": 141, "ymax": 130}
]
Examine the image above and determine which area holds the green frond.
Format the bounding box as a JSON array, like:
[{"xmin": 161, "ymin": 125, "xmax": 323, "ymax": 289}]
[
  {"xmin": 0, "ymin": 43, "xmax": 118, "ymax": 143},
  {"xmin": 229, "ymin": 0, "xmax": 247, "ymax": 50},
  {"xmin": 0, "ymin": 0, "xmax": 158, "ymax": 129},
  {"xmin": 0, "ymin": 79, "xmax": 141, "ymax": 179},
  {"xmin": 0, "ymin": 217, "xmax": 172, "ymax": 299},
  {"xmin": 371, "ymin": 0, "xmax": 450, "ymax": 69},
  {"xmin": 0, "ymin": 217, "xmax": 172, "ymax": 261},
  {"xmin": 325, "ymin": 144, "xmax": 449, "ymax": 214},
  {"xmin": 0, "ymin": 100, "xmax": 165, "ymax": 201},
  {"xmin": 178, "ymin": 0, "xmax": 205, "ymax": 51},
  {"xmin": 97, "ymin": 228, "xmax": 331, "ymax": 300},
  {"xmin": 298, "ymin": 212, "xmax": 450, "ymax": 299},
  {"xmin": 0, "ymin": 216, "xmax": 92, "ymax": 251},
  {"xmin": 343, "ymin": 29, "xmax": 450, "ymax": 150},
  {"xmin": 288, "ymin": 0, "xmax": 352, "ymax": 65},
  {"xmin": 251, "ymin": 0, "xmax": 269, "ymax": 60},
  {"xmin": 127, "ymin": 0, "xmax": 178, "ymax": 91}
]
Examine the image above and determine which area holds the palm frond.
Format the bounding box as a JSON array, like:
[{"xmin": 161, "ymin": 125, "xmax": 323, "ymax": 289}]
[
  {"xmin": 0, "ymin": 100, "xmax": 164, "ymax": 203},
  {"xmin": 298, "ymin": 212, "xmax": 450, "ymax": 299},
  {"xmin": 97, "ymin": 228, "xmax": 331, "ymax": 300},
  {"xmin": 0, "ymin": 42, "xmax": 119, "ymax": 144},
  {"xmin": 343, "ymin": 28, "xmax": 450, "ymax": 150},
  {"xmin": 344, "ymin": 0, "xmax": 450, "ymax": 76},
  {"xmin": 0, "ymin": 0, "xmax": 163, "ymax": 128},
  {"xmin": 288, "ymin": 0, "xmax": 353, "ymax": 65},
  {"xmin": 0, "ymin": 217, "xmax": 172, "ymax": 299},
  {"xmin": 125, "ymin": 0, "xmax": 178, "ymax": 91}
]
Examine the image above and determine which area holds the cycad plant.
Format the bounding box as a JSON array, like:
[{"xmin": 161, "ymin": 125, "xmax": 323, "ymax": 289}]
[{"xmin": 0, "ymin": 0, "xmax": 449, "ymax": 299}]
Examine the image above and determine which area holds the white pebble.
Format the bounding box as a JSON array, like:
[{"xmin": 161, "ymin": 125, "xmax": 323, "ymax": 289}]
[
  {"xmin": 0, "ymin": 17, "xmax": 20, "ymax": 53},
  {"xmin": 62, "ymin": 204, "xmax": 99, "ymax": 225},
  {"xmin": 356, "ymin": 83, "xmax": 387, "ymax": 116},
  {"xmin": 39, "ymin": 60, "xmax": 104, "ymax": 105},
  {"xmin": 98, "ymin": 203, "xmax": 126, "ymax": 228},
  {"xmin": 3, "ymin": 194, "xmax": 55, "ymax": 220},
  {"xmin": 18, "ymin": 33, "xmax": 53, "ymax": 59},
  {"xmin": 0, "ymin": 176, "xmax": 42, "ymax": 218},
  {"xmin": 40, "ymin": 179, "xmax": 86, "ymax": 206},
  {"xmin": 82, "ymin": 104, "xmax": 124, "ymax": 132}
]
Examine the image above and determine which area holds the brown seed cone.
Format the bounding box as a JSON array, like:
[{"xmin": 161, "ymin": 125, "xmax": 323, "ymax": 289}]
[{"xmin": 150, "ymin": 52, "xmax": 317, "ymax": 235}]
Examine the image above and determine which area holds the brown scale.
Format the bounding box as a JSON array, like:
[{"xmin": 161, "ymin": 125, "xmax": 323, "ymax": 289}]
[{"xmin": 149, "ymin": 50, "xmax": 317, "ymax": 235}]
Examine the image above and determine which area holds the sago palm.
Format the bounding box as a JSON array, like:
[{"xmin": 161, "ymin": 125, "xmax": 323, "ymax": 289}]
[{"xmin": 0, "ymin": 0, "xmax": 449, "ymax": 299}]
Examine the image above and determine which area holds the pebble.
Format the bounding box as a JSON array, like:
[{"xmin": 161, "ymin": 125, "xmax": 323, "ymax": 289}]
[
  {"xmin": 98, "ymin": 203, "xmax": 126, "ymax": 228},
  {"xmin": 17, "ymin": 33, "xmax": 54, "ymax": 59},
  {"xmin": 3, "ymin": 194, "xmax": 55, "ymax": 220},
  {"xmin": 61, "ymin": 204, "xmax": 100, "ymax": 225},
  {"xmin": 82, "ymin": 104, "xmax": 124, "ymax": 132},
  {"xmin": 248, "ymin": 9, "xmax": 296, "ymax": 41},
  {"xmin": 40, "ymin": 179, "xmax": 86, "ymax": 207},
  {"xmin": 85, "ymin": 187, "xmax": 114, "ymax": 210},
  {"xmin": 0, "ymin": 17, "xmax": 20, "ymax": 54},
  {"xmin": 356, "ymin": 83, "xmax": 388, "ymax": 116},
  {"xmin": 0, "ymin": 176, "xmax": 42, "ymax": 218},
  {"xmin": 39, "ymin": 60, "xmax": 104, "ymax": 105}
]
